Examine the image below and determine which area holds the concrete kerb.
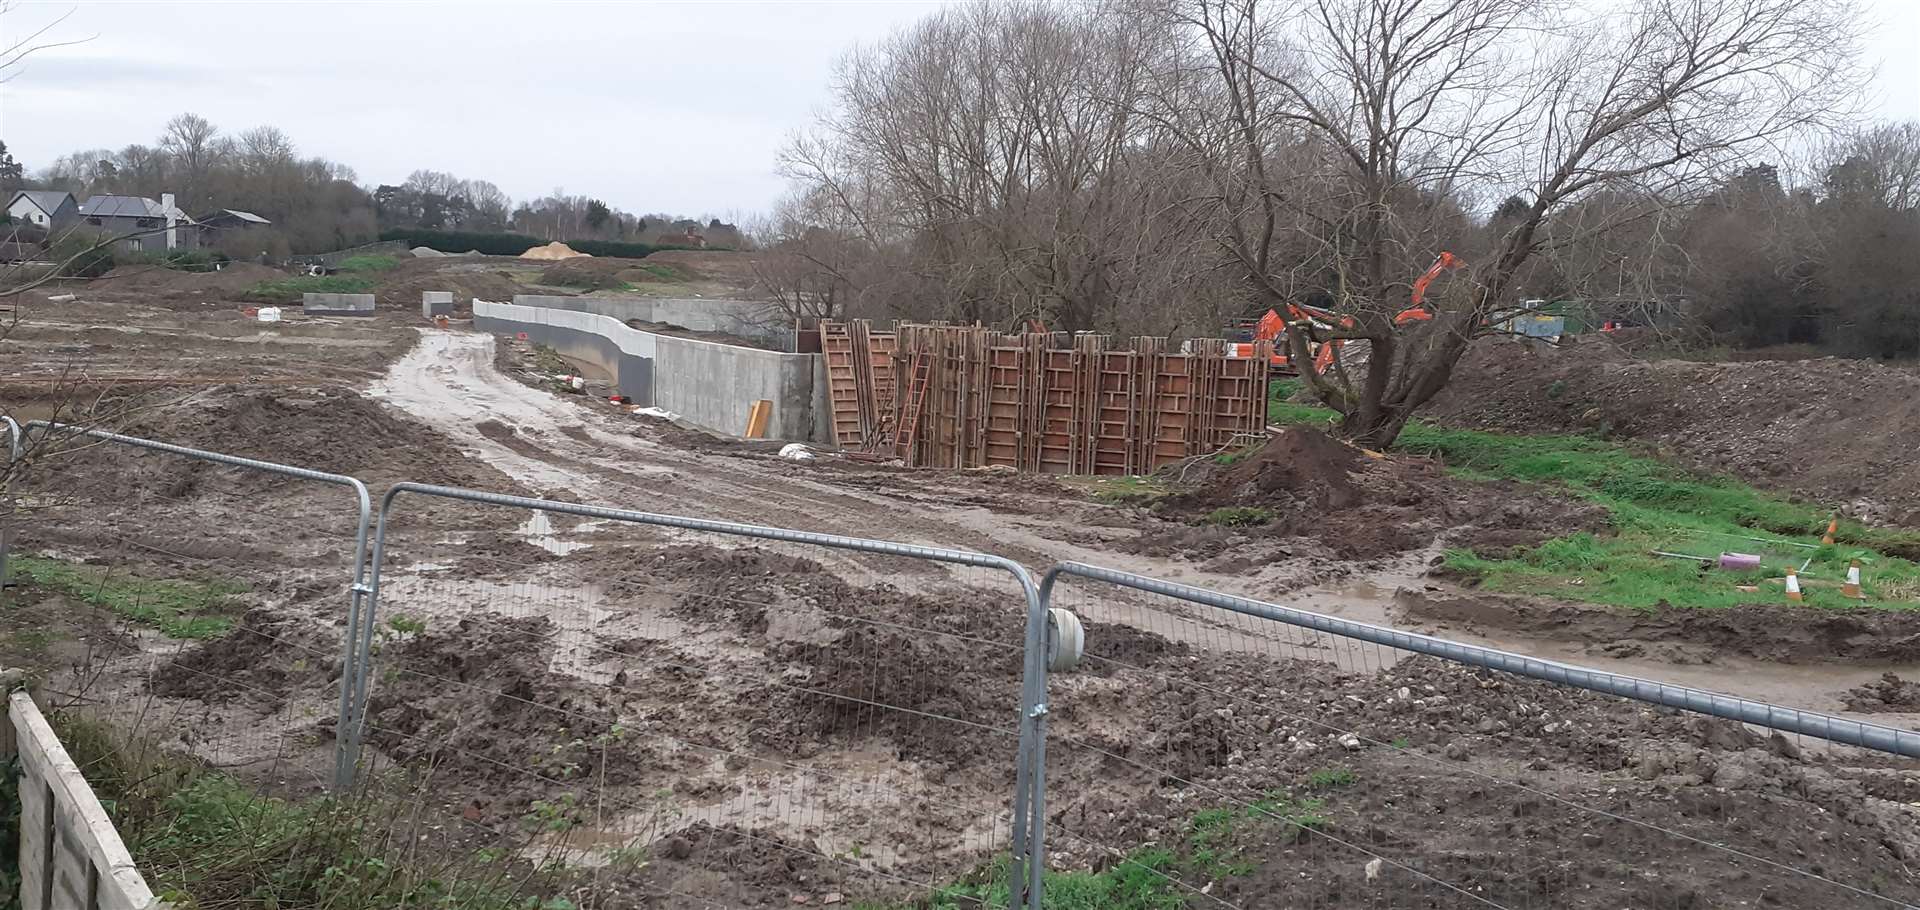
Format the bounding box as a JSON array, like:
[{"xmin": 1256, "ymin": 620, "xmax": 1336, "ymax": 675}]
[
  {"xmin": 349, "ymin": 481, "xmax": 1055, "ymax": 905},
  {"xmin": 15, "ymin": 420, "xmax": 377, "ymax": 790},
  {"xmin": 1037, "ymin": 560, "xmax": 1920, "ymax": 759}
]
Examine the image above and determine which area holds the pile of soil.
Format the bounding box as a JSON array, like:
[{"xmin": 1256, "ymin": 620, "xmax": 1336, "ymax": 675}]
[
  {"xmin": 150, "ymin": 607, "xmax": 340, "ymax": 709},
  {"xmin": 363, "ymin": 616, "xmax": 653, "ymax": 808},
  {"xmin": 1426, "ymin": 336, "xmax": 1920, "ymax": 523},
  {"xmin": 45, "ymin": 386, "xmax": 513, "ymax": 491},
  {"xmin": 86, "ymin": 262, "xmax": 286, "ymax": 302},
  {"xmin": 373, "ymin": 258, "xmax": 528, "ymax": 310},
  {"xmin": 1157, "ymin": 427, "xmax": 1606, "ymax": 559},
  {"xmin": 1399, "ymin": 589, "xmax": 1920, "ymax": 664},
  {"xmin": 1843, "ymin": 673, "xmax": 1920, "ymax": 713}
]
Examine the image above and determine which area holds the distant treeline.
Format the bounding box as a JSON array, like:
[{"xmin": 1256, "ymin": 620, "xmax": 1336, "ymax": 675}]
[{"xmin": 379, "ymin": 228, "xmax": 724, "ymax": 260}]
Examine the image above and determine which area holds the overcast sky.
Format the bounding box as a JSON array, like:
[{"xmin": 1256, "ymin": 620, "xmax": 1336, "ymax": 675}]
[{"xmin": 2, "ymin": 0, "xmax": 1915, "ymax": 219}]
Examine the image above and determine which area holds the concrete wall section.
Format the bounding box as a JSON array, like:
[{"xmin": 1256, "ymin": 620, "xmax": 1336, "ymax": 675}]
[
  {"xmin": 303, "ymin": 293, "xmax": 375, "ymax": 316},
  {"xmin": 6, "ymin": 692, "xmax": 168, "ymax": 910},
  {"xmin": 476, "ymin": 301, "xmax": 823, "ymax": 442},
  {"xmin": 475, "ymin": 302, "xmax": 654, "ymax": 403},
  {"xmin": 510, "ymin": 295, "xmax": 789, "ymax": 350},
  {"xmin": 422, "ymin": 291, "xmax": 454, "ymax": 318}
]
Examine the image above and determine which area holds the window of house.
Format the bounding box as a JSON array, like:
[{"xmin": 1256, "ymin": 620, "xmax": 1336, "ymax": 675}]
[
  {"xmin": 125, "ymin": 238, "xmax": 143, "ymax": 251},
  {"xmin": 87, "ymin": 217, "xmax": 102, "ymax": 226}
]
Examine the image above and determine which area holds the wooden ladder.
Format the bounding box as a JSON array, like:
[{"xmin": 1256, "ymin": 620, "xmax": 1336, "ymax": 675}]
[
  {"xmin": 821, "ymin": 324, "xmax": 865, "ymax": 447},
  {"xmin": 892, "ymin": 350, "xmax": 933, "ymax": 459}
]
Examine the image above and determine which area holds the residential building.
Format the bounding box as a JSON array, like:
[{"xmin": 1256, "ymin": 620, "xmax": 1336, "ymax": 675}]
[
  {"xmin": 74, "ymin": 193, "xmax": 199, "ymax": 253},
  {"xmin": 5, "ymin": 190, "xmax": 78, "ymax": 232},
  {"xmin": 198, "ymin": 209, "xmax": 272, "ymax": 236}
]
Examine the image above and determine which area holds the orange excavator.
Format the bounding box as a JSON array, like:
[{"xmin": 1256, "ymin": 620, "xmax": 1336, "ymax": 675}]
[{"xmin": 1243, "ymin": 251, "xmax": 1462, "ymax": 376}]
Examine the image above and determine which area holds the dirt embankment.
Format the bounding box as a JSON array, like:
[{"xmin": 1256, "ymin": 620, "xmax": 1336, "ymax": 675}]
[
  {"xmin": 1426, "ymin": 337, "xmax": 1920, "ymax": 523},
  {"xmin": 1399, "ymin": 589, "xmax": 1920, "ymax": 664},
  {"xmin": 1152, "ymin": 427, "xmax": 1606, "ymax": 560}
]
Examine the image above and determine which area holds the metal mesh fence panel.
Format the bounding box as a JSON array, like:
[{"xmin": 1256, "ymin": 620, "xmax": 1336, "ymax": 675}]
[
  {"xmin": 345, "ymin": 484, "xmax": 1045, "ymax": 907},
  {"xmin": 1, "ymin": 421, "xmax": 369, "ymax": 794},
  {"xmin": 1037, "ymin": 562, "xmax": 1920, "ymax": 910}
]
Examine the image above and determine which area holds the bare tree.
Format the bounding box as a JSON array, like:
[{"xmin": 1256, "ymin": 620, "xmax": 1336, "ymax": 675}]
[{"xmin": 1172, "ymin": 0, "xmax": 1864, "ymax": 445}]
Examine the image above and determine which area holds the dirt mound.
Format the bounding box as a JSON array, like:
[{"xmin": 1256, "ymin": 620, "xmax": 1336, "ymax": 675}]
[
  {"xmin": 520, "ymin": 241, "xmax": 588, "ymax": 261},
  {"xmin": 1177, "ymin": 426, "xmax": 1365, "ymax": 509},
  {"xmin": 90, "ymin": 262, "xmax": 285, "ymax": 301},
  {"xmin": 1427, "ymin": 337, "xmax": 1920, "ymax": 523},
  {"xmin": 104, "ymin": 387, "xmax": 511, "ymax": 489},
  {"xmin": 1158, "ymin": 428, "xmax": 1606, "ymax": 559},
  {"xmin": 641, "ymin": 250, "xmax": 764, "ymax": 290},
  {"xmin": 372, "ymin": 258, "xmax": 527, "ymax": 310},
  {"xmin": 1843, "ymin": 673, "xmax": 1920, "ymax": 713},
  {"xmin": 1399, "ymin": 589, "xmax": 1920, "ymax": 663},
  {"xmin": 363, "ymin": 616, "xmax": 651, "ymax": 807},
  {"xmin": 149, "ymin": 607, "xmax": 340, "ymax": 709}
]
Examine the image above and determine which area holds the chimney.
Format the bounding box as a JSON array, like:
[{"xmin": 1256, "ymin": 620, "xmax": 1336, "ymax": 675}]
[{"xmin": 161, "ymin": 193, "xmax": 177, "ymax": 250}]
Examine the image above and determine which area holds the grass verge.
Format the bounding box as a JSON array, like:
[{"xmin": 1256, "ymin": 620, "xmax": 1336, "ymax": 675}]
[
  {"xmin": 45, "ymin": 712, "xmax": 578, "ymax": 910},
  {"xmin": 868, "ymin": 779, "xmax": 1341, "ymax": 909},
  {"xmin": 334, "ymin": 254, "xmax": 400, "ymax": 273},
  {"xmin": 241, "ymin": 274, "xmax": 376, "ymax": 303},
  {"xmin": 1261, "ymin": 379, "xmax": 1920, "ymax": 609},
  {"xmin": 4, "ymin": 556, "xmax": 246, "ymax": 638}
]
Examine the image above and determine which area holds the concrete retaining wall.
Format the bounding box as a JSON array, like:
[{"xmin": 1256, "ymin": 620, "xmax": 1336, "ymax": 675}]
[
  {"xmin": 510, "ymin": 295, "xmax": 789, "ymax": 350},
  {"xmin": 422, "ymin": 291, "xmax": 454, "ymax": 318},
  {"xmin": 475, "ymin": 300, "xmax": 829, "ymax": 442},
  {"xmin": 5, "ymin": 692, "xmax": 167, "ymax": 910},
  {"xmin": 303, "ymin": 293, "xmax": 375, "ymax": 316}
]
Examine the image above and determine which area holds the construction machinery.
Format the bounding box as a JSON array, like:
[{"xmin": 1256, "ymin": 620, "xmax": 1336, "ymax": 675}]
[{"xmin": 1229, "ymin": 251, "xmax": 1462, "ymax": 377}]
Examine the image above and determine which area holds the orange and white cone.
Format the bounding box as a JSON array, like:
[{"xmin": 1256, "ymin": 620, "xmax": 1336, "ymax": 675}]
[
  {"xmin": 1843, "ymin": 559, "xmax": 1864, "ymax": 600},
  {"xmin": 1785, "ymin": 567, "xmax": 1804, "ymax": 603},
  {"xmin": 1822, "ymin": 515, "xmax": 1839, "ymax": 546}
]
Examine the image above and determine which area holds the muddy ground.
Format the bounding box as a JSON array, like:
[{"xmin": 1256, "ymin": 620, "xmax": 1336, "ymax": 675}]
[{"xmin": 6, "ymin": 265, "xmax": 1920, "ymax": 906}]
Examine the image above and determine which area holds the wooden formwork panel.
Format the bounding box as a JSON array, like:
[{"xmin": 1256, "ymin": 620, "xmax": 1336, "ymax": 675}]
[{"xmin": 819, "ymin": 322, "xmax": 1268, "ymax": 474}]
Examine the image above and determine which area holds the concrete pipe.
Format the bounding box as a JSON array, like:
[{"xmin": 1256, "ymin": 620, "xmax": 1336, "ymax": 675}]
[{"xmin": 1046, "ymin": 608, "xmax": 1085, "ymax": 673}]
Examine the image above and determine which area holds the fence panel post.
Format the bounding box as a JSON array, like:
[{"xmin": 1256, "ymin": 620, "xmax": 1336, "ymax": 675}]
[{"xmin": 345, "ymin": 479, "xmax": 1059, "ymax": 906}]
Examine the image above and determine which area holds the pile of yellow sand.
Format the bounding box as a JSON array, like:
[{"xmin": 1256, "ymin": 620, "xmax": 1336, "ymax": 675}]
[{"xmin": 519, "ymin": 241, "xmax": 590, "ymax": 261}]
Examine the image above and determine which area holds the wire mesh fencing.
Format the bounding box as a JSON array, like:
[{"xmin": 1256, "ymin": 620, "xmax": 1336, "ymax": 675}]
[
  {"xmin": 1036, "ymin": 561, "xmax": 1920, "ymax": 910},
  {"xmin": 341, "ymin": 483, "xmax": 1049, "ymax": 907},
  {"xmin": 0, "ymin": 420, "xmax": 370, "ymax": 794}
]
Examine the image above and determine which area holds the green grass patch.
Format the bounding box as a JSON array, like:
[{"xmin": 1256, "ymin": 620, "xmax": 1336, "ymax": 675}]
[
  {"xmin": 4, "ymin": 556, "xmax": 245, "ymax": 638},
  {"xmin": 43, "ymin": 713, "xmax": 577, "ymax": 910},
  {"xmin": 1385, "ymin": 424, "xmax": 1920, "ymax": 609},
  {"xmin": 1204, "ymin": 506, "xmax": 1272, "ymax": 527},
  {"xmin": 333, "ymin": 254, "xmax": 400, "ymax": 273},
  {"xmin": 1257, "ymin": 383, "xmax": 1920, "ymax": 609},
  {"xmin": 637, "ymin": 263, "xmax": 681, "ymax": 281},
  {"xmin": 1305, "ymin": 766, "xmax": 1357, "ymax": 790},
  {"xmin": 872, "ymin": 790, "xmax": 1334, "ymax": 908},
  {"xmin": 241, "ymin": 274, "xmax": 376, "ymax": 303},
  {"xmin": 1076, "ymin": 475, "xmax": 1171, "ymax": 507}
]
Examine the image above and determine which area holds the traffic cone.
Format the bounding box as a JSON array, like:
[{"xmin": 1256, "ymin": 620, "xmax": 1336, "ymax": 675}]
[
  {"xmin": 1821, "ymin": 515, "xmax": 1839, "ymax": 546},
  {"xmin": 1842, "ymin": 559, "xmax": 1864, "ymax": 600},
  {"xmin": 1785, "ymin": 567, "xmax": 1804, "ymax": 603}
]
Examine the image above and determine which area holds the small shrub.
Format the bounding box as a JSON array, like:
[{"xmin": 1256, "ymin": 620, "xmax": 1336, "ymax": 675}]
[
  {"xmin": 1546, "ymin": 379, "xmax": 1568, "ymax": 399},
  {"xmin": 1306, "ymin": 767, "xmax": 1356, "ymax": 790},
  {"xmin": 1204, "ymin": 506, "xmax": 1272, "ymax": 527}
]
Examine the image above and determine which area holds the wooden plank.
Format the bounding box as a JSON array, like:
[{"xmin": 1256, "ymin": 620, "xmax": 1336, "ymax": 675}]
[{"xmin": 10, "ymin": 693, "xmax": 165, "ymax": 910}]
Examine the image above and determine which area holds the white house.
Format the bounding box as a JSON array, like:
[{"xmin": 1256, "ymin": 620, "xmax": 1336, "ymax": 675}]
[{"xmin": 5, "ymin": 190, "xmax": 77, "ymax": 231}]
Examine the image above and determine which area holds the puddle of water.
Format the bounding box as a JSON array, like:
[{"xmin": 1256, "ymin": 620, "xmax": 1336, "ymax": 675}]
[{"xmin": 518, "ymin": 510, "xmax": 591, "ymax": 556}]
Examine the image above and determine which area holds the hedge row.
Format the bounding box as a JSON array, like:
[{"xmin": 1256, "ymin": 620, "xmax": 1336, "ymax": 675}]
[
  {"xmin": 377, "ymin": 228, "xmax": 545, "ymax": 256},
  {"xmin": 378, "ymin": 230, "xmax": 692, "ymax": 260}
]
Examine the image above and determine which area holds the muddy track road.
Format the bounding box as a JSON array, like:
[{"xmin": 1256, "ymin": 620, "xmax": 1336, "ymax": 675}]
[{"xmin": 365, "ymin": 329, "xmax": 1920, "ymax": 721}]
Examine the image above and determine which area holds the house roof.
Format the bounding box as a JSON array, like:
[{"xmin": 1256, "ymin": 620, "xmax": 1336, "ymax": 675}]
[
  {"xmin": 79, "ymin": 195, "xmax": 170, "ymax": 219},
  {"xmin": 213, "ymin": 209, "xmax": 271, "ymax": 225},
  {"xmin": 7, "ymin": 190, "xmax": 73, "ymax": 215}
]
